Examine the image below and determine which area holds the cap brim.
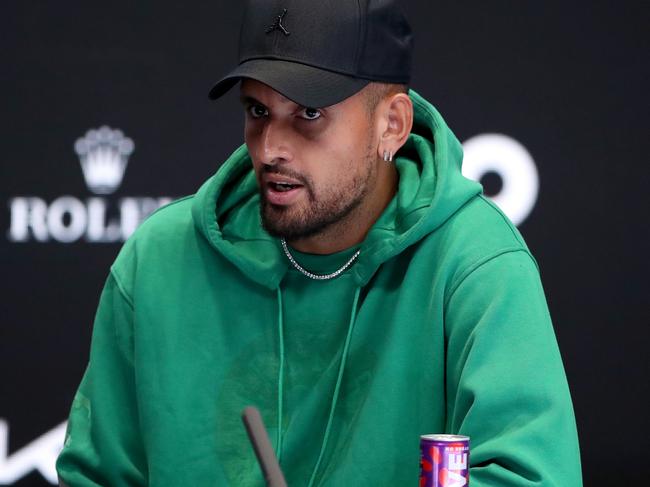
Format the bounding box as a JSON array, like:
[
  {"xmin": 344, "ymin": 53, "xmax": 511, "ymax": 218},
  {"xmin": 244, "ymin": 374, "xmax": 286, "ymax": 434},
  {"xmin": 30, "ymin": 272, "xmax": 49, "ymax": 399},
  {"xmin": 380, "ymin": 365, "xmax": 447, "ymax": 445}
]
[{"xmin": 208, "ymin": 59, "xmax": 370, "ymax": 108}]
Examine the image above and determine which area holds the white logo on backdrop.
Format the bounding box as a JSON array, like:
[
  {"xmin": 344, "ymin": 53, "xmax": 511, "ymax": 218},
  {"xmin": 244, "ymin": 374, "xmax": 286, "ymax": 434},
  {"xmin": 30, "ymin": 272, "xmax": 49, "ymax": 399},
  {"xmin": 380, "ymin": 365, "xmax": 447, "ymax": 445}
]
[
  {"xmin": 7, "ymin": 126, "xmax": 172, "ymax": 243},
  {"xmin": 75, "ymin": 126, "xmax": 134, "ymax": 195},
  {"xmin": 0, "ymin": 419, "xmax": 65, "ymax": 484},
  {"xmin": 462, "ymin": 133, "xmax": 539, "ymax": 226},
  {"xmin": 6, "ymin": 128, "xmax": 540, "ymax": 243}
]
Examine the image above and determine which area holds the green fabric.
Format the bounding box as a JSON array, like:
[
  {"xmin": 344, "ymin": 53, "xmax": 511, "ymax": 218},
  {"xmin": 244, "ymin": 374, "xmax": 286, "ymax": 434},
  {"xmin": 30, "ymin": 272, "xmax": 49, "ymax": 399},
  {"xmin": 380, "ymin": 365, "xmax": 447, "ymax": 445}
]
[{"xmin": 57, "ymin": 90, "xmax": 583, "ymax": 486}]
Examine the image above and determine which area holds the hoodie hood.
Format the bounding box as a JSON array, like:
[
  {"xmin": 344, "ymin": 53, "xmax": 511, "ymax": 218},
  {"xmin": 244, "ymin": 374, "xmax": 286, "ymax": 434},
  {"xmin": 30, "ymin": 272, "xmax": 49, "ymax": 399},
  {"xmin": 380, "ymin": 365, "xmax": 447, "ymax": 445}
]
[{"xmin": 192, "ymin": 89, "xmax": 482, "ymax": 289}]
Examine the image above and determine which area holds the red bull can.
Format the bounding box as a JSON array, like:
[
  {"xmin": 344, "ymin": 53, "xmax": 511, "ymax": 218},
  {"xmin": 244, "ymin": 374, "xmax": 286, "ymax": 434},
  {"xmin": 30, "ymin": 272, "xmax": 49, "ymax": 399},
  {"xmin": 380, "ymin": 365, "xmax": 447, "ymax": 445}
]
[{"xmin": 419, "ymin": 434, "xmax": 470, "ymax": 487}]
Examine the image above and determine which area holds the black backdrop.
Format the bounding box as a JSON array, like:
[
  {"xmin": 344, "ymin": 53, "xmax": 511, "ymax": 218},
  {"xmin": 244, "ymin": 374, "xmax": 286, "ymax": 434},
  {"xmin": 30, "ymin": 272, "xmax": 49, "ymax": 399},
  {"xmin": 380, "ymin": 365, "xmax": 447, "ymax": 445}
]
[{"xmin": 1, "ymin": 1, "xmax": 648, "ymax": 485}]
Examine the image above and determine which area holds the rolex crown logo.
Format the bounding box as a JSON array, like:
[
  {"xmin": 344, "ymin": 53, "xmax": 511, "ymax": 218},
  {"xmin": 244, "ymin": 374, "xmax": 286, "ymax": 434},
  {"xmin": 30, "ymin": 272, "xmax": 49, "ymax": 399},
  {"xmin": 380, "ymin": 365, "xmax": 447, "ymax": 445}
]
[{"xmin": 74, "ymin": 126, "xmax": 134, "ymax": 195}]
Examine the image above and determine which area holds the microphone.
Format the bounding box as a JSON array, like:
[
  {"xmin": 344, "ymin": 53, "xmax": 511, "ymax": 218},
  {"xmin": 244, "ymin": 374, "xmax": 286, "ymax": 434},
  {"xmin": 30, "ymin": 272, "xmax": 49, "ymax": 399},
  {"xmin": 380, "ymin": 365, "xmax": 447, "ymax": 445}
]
[{"xmin": 241, "ymin": 406, "xmax": 288, "ymax": 487}]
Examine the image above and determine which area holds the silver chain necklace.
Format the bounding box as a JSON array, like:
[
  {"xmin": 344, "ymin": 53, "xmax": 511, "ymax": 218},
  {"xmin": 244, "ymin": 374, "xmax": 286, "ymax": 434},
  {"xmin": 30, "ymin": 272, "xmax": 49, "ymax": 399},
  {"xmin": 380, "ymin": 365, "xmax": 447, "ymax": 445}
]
[{"xmin": 280, "ymin": 238, "xmax": 361, "ymax": 280}]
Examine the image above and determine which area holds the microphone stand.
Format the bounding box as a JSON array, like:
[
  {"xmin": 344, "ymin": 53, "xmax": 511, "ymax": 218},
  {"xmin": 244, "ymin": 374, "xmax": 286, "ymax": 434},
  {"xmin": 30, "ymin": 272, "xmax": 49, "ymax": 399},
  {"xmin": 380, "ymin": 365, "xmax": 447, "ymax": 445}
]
[{"xmin": 242, "ymin": 406, "xmax": 288, "ymax": 487}]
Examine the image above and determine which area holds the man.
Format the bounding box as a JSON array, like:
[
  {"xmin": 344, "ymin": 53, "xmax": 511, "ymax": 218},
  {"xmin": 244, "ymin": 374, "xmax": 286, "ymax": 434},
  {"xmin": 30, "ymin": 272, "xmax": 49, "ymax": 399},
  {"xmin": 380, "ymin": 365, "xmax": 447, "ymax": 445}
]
[{"xmin": 57, "ymin": 1, "xmax": 582, "ymax": 486}]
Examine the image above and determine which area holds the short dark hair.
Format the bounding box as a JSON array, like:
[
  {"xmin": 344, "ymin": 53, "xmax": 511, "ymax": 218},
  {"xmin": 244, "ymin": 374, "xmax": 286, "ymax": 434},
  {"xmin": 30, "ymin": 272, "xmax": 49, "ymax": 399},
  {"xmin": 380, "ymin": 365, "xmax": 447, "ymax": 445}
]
[{"xmin": 363, "ymin": 82, "xmax": 409, "ymax": 117}]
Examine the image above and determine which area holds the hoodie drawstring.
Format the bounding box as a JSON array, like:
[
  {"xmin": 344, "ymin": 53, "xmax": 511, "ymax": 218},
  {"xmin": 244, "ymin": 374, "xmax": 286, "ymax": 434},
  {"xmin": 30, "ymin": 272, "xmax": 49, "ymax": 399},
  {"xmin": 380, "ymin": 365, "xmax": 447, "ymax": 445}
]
[
  {"xmin": 275, "ymin": 285, "xmax": 362, "ymax": 484},
  {"xmin": 307, "ymin": 286, "xmax": 361, "ymax": 487},
  {"xmin": 276, "ymin": 287, "xmax": 285, "ymax": 461}
]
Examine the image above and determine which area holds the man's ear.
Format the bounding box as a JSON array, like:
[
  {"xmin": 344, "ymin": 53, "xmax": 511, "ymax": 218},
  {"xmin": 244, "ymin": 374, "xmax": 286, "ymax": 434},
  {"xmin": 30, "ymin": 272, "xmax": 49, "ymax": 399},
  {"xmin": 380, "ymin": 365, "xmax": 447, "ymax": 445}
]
[{"xmin": 377, "ymin": 93, "xmax": 413, "ymax": 160}]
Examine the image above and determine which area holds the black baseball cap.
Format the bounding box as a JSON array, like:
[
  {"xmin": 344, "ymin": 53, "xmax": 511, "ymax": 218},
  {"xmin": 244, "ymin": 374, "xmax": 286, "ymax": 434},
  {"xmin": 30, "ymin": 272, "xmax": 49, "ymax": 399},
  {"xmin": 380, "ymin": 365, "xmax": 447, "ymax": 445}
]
[{"xmin": 208, "ymin": 0, "xmax": 413, "ymax": 108}]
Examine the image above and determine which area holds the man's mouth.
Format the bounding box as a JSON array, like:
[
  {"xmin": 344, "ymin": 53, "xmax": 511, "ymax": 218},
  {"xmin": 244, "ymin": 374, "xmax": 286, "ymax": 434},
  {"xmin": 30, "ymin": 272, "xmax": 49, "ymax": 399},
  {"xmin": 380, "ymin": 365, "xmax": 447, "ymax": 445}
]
[
  {"xmin": 264, "ymin": 180, "xmax": 306, "ymax": 206},
  {"xmin": 268, "ymin": 182, "xmax": 302, "ymax": 192}
]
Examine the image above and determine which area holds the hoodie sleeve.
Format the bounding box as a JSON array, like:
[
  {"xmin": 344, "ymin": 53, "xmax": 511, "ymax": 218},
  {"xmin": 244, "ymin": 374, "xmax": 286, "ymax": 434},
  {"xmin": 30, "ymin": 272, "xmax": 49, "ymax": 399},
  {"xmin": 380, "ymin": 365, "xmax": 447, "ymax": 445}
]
[
  {"xmin": 56, "ymin": 271, "xmax": 147, "ymax": 486},
  {"xmin": 443, "ymin": 249, "xmax": 582, "ymax": 487}
]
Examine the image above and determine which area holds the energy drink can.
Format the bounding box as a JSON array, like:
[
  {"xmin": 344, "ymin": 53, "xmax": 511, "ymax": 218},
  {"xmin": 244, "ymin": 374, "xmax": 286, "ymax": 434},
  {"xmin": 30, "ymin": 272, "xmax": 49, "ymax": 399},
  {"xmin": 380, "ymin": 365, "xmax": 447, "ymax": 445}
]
[{"xmin": 419, "ymin": 434, "xmax": 470, "ymax": 487}]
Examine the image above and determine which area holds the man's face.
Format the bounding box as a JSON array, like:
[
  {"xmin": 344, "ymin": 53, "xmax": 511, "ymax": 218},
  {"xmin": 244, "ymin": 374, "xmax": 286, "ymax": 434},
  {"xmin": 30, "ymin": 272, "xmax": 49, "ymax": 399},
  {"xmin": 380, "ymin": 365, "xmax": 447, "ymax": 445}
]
[{"xmin": 240, "ymin": 79, "xmax": 379, "ymax": 241}]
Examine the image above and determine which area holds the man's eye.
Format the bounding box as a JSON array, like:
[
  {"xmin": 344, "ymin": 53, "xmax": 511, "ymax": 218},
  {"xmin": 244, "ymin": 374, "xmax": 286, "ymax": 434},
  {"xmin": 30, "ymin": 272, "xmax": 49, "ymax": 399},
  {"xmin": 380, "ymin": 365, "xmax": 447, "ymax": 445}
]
[
  {"xmin": 301, "ymin": 107, "xmax": 321, "ymax": 120},
  {"xmin": 248, "ymin": 105, "xmax": 268, "ymax": 118}
]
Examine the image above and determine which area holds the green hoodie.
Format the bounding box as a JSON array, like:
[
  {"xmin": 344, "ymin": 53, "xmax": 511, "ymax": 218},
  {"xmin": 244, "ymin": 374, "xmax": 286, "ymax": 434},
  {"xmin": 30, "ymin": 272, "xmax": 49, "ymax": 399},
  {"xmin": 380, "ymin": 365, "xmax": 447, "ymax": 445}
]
[{"xmin": 57, "ymin": 91, "xmax": 582, "ymax": 486}]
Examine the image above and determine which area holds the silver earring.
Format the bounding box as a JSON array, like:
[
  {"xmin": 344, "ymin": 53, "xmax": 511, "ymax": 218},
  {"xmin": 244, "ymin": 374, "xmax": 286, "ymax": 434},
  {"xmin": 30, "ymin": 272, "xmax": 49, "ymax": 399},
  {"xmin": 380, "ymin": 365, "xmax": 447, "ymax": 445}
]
[{"xmin": 383, "ymin": 150, "xmax": 393, "ymax": 162}]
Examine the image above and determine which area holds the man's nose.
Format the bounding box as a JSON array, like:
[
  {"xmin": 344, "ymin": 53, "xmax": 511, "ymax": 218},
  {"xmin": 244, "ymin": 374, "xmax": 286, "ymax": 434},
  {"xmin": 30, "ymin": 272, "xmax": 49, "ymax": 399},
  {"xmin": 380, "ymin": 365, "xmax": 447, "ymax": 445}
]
[{"xmin": 260, "ymin": 120, "xmax": 292, "ymax": 165}]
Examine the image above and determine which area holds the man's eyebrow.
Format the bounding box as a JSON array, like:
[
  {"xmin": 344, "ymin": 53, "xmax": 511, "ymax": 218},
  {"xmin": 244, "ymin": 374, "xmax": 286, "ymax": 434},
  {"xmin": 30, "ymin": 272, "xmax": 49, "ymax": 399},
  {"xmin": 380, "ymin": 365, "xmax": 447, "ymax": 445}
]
[
  {"xmin": 239, "ymin": 93, "xmax": 304, "ymax": 109},
  {"xmin": 239, "ymin": 95, "xmax": 263, "ymax": 106}
]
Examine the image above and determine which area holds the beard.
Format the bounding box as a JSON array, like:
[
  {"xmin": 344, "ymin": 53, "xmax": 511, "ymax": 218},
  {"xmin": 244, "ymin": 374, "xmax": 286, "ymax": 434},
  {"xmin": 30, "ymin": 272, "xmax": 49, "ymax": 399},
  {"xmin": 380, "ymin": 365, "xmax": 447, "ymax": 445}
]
[{"xmin": 259, "ymin": 149, "xmax": 375, "ymax": 241}]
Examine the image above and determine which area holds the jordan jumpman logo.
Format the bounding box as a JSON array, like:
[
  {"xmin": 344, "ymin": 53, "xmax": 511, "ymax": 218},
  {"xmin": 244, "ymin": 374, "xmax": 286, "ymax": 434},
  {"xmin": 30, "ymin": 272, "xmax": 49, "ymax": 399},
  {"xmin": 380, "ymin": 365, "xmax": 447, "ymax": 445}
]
[{"xmin": 266, "ymin": 8, "xmax": 290, "ymax": 36}]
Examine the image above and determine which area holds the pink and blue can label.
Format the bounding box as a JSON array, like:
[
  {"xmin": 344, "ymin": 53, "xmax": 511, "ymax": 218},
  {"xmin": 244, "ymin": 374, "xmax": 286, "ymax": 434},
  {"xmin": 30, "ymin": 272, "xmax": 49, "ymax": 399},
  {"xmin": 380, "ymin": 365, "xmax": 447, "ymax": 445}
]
[{"xmin": 419, "ymin": 434, "xmax": 470, "ymax": 487}]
